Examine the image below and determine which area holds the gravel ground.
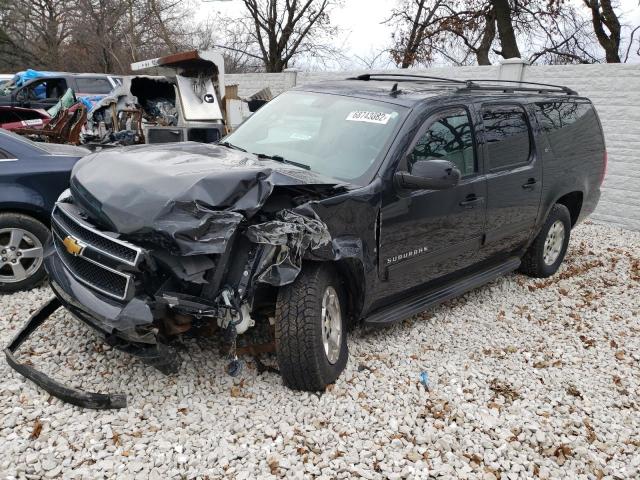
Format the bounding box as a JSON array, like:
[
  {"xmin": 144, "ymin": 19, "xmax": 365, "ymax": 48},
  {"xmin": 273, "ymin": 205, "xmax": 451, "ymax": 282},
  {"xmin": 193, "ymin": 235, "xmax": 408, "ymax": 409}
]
[{"xmin": 1, "ymin": 222, "xmax": 639, "ymax": 480}]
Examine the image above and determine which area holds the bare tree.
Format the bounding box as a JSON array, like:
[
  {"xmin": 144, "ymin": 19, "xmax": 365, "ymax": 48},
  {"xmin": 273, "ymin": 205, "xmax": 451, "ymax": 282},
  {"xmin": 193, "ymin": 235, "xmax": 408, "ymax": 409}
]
[
  {"xmin": 0, "ymin": 0, "xmax": 75, "ymax": 70},
  {"xmin": 524, "ymin": 3, "xmax": 600, "ymax": 64},
  {"xmin": 583, "ymin": 0, "xmax": 622, "ymax": 62},
  {"xmin": 228, "ymin": 0, "xmax": 341, "ymax": 72},
  {"xmin": 623, "ymin": 24, "xmax": 640, "ymax": 62},
  {"xmin": 492, "ymin": 0, "xmax": 520, "ymax": 58}
]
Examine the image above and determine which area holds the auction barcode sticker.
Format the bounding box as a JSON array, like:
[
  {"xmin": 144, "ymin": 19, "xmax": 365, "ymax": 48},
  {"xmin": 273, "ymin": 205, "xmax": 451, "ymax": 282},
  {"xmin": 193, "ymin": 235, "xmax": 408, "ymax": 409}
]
[{"xmin": 346, "ymin": 111, "xmax": 392, "ymax": 124}]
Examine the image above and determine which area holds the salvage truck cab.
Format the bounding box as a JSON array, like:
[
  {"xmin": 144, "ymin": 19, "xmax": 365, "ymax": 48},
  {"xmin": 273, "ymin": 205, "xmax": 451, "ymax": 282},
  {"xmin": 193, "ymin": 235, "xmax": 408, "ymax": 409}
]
[{"xmin": 6, "ymin": 74, "xmax": 606, "ymax": 407}]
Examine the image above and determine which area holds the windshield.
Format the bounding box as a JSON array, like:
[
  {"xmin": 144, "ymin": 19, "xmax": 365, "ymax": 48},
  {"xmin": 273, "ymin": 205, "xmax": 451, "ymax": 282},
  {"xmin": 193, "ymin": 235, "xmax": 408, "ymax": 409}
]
[{"xmin": 224, "ymin": 91, "xmax": 407, "ymax": 185}]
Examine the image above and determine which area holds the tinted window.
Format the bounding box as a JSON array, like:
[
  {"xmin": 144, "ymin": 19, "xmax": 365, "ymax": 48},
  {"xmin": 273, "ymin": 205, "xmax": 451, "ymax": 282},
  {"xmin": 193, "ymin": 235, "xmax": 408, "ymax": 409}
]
[
  {"xmin": 535, "ymin": 101, "xmax": 592, "ymax": 132},
  {"xmin": 75, "ymin": 78, "xmax": 113, "ymax": 94},
  {"xmin": 410, "ymin": 109, "xmax": 476, "ymax": 176},
  {"xmin": 482, "ymin": 106, "xmax": 531, "ymax": 170},
  {"xmin": 535, "ymin": 101, "xmax": 602, "ymax": 159}
]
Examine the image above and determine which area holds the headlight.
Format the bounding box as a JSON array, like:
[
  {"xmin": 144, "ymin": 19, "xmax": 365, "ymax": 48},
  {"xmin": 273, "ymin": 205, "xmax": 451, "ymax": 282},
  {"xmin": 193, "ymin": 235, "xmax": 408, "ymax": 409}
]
[{"xmin": 57, "ymin": 188, "xmax": 72, "ymax": 203}]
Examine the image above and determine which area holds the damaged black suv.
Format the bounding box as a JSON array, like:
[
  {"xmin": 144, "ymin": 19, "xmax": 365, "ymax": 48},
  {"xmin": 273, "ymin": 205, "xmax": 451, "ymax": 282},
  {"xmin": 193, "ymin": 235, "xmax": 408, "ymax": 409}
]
[{"xmin": 7, "ymin": 74, "xmax": 606, "ymax": 406}]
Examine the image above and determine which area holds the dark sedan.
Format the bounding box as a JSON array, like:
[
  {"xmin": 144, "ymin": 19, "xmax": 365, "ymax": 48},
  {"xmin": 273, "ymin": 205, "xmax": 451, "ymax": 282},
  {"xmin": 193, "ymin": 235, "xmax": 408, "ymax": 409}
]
[{"xmin": 0, "ymin": 128, "xmax": 89, "ymax": 292}]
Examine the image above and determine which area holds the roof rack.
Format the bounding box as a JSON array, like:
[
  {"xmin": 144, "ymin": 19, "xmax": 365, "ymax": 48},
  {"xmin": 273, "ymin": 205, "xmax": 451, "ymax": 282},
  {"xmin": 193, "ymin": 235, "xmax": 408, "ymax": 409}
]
[
  {"xmin": 460, "ymin": 78, "xmax": 578, "ymax": 96},
  {"xmin": 349, "ymin": 73, "xmax": 466, "ymax": 85},
  {"xmin": 348, "ymin": 73, "xmax": 578, "ymax": 96}
]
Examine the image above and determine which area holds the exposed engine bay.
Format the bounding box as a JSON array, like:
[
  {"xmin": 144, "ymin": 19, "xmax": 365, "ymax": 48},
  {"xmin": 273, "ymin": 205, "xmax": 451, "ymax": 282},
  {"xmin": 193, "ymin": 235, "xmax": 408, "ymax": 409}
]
[{"xmin": 14, "ymin": 141, "xmax": 363, "ymax": 408}]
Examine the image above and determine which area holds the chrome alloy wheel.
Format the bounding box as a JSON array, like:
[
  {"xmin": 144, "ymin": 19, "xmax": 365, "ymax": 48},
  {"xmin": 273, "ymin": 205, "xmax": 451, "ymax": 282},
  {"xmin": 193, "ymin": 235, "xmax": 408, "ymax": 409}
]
[
  {"xmin": 321, "ymin": 286, "xmax": 342, "ymax": 364},
  {"xmin": 0, "ymin": 228, "xmax": 44, "ymax": 283},
  {"xmin": 543, "ymin": 220, "xmax": 565, "ymax": 266}
]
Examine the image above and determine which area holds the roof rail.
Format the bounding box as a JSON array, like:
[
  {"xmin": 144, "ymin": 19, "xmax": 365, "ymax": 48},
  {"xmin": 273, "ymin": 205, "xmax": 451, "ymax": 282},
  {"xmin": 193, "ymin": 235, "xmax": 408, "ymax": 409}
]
[
  {"xmin": 347, "ymin": 73, "xmax": 577, "ymax": 96},
  {"xmin": 349, "ymin": 73, "xmax": 466, "ymax": 85},
  {"xmin": 460, "ymin": 79, "xmax": 578, "ymax": 96}
]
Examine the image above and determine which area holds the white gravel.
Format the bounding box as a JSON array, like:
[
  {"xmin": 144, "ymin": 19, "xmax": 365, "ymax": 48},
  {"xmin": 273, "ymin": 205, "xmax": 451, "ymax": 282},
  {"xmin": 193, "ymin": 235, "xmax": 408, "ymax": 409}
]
[{"xmin": 1, "ymin": 221, "xmax": 639, "ymax": 479}]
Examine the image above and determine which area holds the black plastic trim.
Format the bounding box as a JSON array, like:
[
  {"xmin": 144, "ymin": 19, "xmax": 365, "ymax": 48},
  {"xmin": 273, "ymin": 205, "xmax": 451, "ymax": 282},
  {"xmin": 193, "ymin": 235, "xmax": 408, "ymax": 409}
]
[
  {"xmin": 4, "ymin": 297, "xmax": 127, "ymax": 409},
  {"xmin": 364, "ymin": 257, "xmax": 521, "ymax": 327}
]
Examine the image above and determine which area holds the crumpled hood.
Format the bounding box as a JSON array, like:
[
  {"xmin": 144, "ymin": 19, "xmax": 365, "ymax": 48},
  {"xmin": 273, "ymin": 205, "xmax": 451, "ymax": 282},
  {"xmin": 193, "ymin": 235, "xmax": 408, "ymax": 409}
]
[{"xmin": 70, "ymin": 142, "xmax": 340, "ymax": 255}]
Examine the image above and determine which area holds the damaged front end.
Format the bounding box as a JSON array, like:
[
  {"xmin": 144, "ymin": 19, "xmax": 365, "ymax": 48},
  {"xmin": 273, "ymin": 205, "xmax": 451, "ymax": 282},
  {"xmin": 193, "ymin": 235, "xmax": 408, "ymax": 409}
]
[{"xmin": 6, "ymin": 142, "xmax": 345, "ymax": 408}]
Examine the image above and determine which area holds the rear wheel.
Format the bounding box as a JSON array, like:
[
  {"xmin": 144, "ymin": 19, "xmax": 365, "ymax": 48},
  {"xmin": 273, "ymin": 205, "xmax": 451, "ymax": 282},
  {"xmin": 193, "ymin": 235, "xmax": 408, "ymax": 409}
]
[
  {"xmin": 0, "ymin": 214, "xmax": 48, "ymax": 293},
  {"xmin": 274, "ymin": 263, "xmax": 348, "ymax": 391},
  {"xmin": 519, "ymin": 204, "xmax": 571, "ymax": 278}
]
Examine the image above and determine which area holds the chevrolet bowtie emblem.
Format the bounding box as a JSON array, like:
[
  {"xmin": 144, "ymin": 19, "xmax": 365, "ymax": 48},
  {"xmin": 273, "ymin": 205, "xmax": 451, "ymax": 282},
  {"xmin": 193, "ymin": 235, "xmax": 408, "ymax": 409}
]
[{"xmin": 63, "ymin": 236, "xmax": 85, "ymax": 256}]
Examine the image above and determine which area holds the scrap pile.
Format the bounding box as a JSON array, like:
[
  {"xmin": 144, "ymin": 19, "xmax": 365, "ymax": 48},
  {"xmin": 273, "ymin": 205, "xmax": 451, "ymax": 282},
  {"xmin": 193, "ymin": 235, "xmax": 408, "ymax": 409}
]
[{"xmin": 83, "ymin": 76, "xmax": 178, "ymax": 146}]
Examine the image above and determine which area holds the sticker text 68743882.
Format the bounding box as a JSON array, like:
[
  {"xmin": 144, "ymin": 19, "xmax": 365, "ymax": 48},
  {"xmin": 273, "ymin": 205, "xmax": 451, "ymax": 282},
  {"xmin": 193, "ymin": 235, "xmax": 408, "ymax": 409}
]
[{"xmin": 346, "ymin": 111, "xmax": 392, "ymax": 125}]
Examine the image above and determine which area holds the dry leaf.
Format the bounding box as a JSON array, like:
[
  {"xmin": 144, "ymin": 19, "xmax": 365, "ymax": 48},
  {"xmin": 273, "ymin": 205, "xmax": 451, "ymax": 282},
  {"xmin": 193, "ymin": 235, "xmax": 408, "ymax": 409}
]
[
  {"xmin": 268, "ymin": 458, "xmax": 279, "ymax": 475},
  {"xmin": 579, "ymin": 335, "xmax": 596, "ymax": 348},
  {"xmin": 610, "ymin": 339, "xmax": 618, "ymax": 348},
  {"xmin": 112, "ymin": 432, "xmax": 120, "ymax": 447},
  {"xmin": 566, "ymin": 385, "xmax": 583, "ymax": 399},
  {"xmin": 30, "ymin": 419, "xmax": 43, "ymax": 439},
  {"xmin": 615, "ymin": 350, "xmax": 625, "ymax": 361},
  {"xmin": 230, "ymin": 386, "xmax": 242, "ymax": 398},
  {"xmin": 489, "ymin": 379, "xmax": 520, "ymax": 401},
  {"xmin": 583, "ymin": 419, "xmax": 597, "ymax": 444}
]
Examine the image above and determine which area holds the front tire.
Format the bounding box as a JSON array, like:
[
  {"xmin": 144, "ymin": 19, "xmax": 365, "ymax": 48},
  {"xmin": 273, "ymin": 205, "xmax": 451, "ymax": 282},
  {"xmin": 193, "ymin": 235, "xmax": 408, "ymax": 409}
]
[
  {"xmin": 519, "ymin": 204, "xmax": 571, "ymax": 278},
  {"xmin": 274, "ymin": 263, "xmax": 348, "ymax": 391},
  {"xmin": 0, "ymin": 213, "xmax": 48, "ymax": 293}
]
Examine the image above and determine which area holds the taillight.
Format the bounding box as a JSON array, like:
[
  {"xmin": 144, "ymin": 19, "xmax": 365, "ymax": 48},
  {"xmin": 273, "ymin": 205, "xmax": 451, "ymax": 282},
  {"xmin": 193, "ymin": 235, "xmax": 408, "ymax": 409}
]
[{"xmin": 600, "ymin": 150, "xmax": 607, "ymax": 186}]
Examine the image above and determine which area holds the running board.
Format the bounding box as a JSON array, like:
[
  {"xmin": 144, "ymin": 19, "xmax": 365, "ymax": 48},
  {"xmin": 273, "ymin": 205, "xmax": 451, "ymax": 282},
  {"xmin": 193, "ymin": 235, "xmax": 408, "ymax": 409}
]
[{"xmin": 363, "ymin": 257, "xmax": 521, "ymax": 327}]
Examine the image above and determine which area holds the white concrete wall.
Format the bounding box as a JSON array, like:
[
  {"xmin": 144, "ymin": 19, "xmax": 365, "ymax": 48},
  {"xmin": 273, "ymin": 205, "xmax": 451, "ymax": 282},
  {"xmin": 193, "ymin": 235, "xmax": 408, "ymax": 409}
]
[{"xmin": 227, "ymin": 63, "xmax": 640, "ymax": 231}]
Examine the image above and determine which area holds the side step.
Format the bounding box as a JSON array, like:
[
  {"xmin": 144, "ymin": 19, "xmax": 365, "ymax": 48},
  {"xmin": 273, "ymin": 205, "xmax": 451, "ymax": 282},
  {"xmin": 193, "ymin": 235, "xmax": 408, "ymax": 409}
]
[{"xmin": 363, "ymin": 257, "xmax": 521, "ymax": 327}]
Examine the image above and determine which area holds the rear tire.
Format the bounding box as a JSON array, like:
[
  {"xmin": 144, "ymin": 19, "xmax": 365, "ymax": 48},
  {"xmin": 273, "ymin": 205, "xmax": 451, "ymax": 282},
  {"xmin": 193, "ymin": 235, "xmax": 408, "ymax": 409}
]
[
  {"xmin": 0, "ymin": 213, "xmax": 48, "ymax": 293},
  {"xmin": 274, "ymin": 263, "xmax": 348, "ymax": 391},
  {"xmin": 519, "ymin": 204, "xmax": 571, "ymax": 278}
]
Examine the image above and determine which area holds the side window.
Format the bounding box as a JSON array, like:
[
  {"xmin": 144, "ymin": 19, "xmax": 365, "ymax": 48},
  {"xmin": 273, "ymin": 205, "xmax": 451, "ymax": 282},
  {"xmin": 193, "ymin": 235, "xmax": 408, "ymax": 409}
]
[
  {"xmin": 18, "ymin": 79, "xmax": 68, "ymax": 101},
  {"xmin": 535, "ymin": 101, "xmax": 592, "ymax": 132},
  {"xmin": 482, "ymin": 105, "xmax": 531, "ymax": 170},
  {"xmin": 75, "ymin": 78, "xmax": 114, "ymax": 94},
  {"xmin": 534, "ymin": 101, "xmax": 600, "ymax": 158},
  {"xmin": 409, "ymin": 108, "xmax": 476, "ymax": 176}
]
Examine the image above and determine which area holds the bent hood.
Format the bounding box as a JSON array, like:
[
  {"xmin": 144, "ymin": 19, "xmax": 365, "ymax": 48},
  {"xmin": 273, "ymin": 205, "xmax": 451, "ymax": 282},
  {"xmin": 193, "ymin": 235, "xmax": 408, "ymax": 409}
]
[{"xmin": 70, "ymin": 142, "xmax": 341, "ymax": 255}]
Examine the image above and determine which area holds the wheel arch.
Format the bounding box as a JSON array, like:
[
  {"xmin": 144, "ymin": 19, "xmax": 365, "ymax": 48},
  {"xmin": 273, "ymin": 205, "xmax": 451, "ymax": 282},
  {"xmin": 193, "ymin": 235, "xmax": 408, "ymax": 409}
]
[
  {"xmin": 554, "ymin": 191, "xmax": 583, "ymax": 227},
  {"xmin": 333, "ymin": 257, "xmax": 366, "ymax": 327},
  {"xmin": 0, "ymin": 205, "xmax": 51, "ymax": 227}
]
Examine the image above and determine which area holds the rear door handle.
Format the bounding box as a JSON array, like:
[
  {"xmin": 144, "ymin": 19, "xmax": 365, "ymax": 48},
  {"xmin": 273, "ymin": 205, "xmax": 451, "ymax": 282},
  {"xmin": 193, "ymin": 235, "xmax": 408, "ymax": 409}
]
[
  {"xmin": 522, "ymin": 178, "xmax": 537, "ymax": 189},
  {"xmin": 459, "ymin": 195, "xmax": 484, "ymax": 208}
]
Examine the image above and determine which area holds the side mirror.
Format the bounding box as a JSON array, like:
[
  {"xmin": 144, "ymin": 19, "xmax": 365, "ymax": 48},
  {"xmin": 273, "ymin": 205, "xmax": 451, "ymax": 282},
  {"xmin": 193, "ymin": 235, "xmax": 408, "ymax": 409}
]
[{"xmin": 395, "ymin": 158, "xmax": 461, "ymax": 190}]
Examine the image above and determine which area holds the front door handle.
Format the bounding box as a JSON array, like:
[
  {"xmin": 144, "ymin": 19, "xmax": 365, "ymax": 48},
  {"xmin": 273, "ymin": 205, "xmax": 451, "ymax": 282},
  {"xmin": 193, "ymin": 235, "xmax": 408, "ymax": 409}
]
[
  {"xmin": 459, "ymin": 195, "xmax": 484, "ymax": 208},
  {"xmin": 522, "ymin": 178, "xmax": 537, "ymax": 189}
]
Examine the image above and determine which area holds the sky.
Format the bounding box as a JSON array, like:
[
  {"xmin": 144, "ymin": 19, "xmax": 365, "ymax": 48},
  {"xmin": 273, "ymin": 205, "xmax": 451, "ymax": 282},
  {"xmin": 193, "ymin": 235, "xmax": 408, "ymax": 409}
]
[{"xmin": 201, "ymin": 0, "xmax": 640, "ymax": 68}]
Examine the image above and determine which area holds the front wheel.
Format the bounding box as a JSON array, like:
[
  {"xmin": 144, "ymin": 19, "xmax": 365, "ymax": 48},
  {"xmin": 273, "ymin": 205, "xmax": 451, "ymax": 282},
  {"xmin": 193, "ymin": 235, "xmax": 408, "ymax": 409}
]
[
  {"xmin": 274, "ymin": 263, "xmax": 348, "ymax": 391},
  {"xmin": 519, "ymin": 204, "xmax": 571, "ymax": 278}
]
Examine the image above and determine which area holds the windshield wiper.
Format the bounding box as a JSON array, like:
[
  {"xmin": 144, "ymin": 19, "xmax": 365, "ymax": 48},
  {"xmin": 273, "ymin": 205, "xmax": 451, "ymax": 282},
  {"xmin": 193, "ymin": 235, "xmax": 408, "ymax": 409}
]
[
  {"xmin": 253, "ymin": 152, "xmax": 310, "ymax": 170},
  {"xmin": 218, "ymin": 141, "xmax": 247, "ymax": 152}
]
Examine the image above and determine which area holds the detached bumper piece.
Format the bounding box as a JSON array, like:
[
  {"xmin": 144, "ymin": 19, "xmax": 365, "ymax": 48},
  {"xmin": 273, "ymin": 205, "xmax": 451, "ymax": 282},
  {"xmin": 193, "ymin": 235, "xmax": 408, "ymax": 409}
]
[{"xmin": 4, "ymin": 297, "xmax": 127, "ymax": 410}]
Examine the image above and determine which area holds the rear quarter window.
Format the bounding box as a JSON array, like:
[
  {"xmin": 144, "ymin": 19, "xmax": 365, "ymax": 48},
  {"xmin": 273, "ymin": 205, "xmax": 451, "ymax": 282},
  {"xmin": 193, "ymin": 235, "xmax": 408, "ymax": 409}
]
[{"xmin": 534, "ymin": 101, "xmax": 603, "ymax": 158}]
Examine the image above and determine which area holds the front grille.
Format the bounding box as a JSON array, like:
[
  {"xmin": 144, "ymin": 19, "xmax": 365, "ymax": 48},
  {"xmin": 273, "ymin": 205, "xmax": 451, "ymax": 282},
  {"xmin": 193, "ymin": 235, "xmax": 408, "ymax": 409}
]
[
  {"xmin": 52, "ymin": 204, "xmax": 140, "ymax": 266},
  {"xmin": 51, "ymin": 202, "xmax": 143, "ymax": 301},
  {"xmin": 52, "ymin": 232, "xmax": 131, "ymax": 300}
]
